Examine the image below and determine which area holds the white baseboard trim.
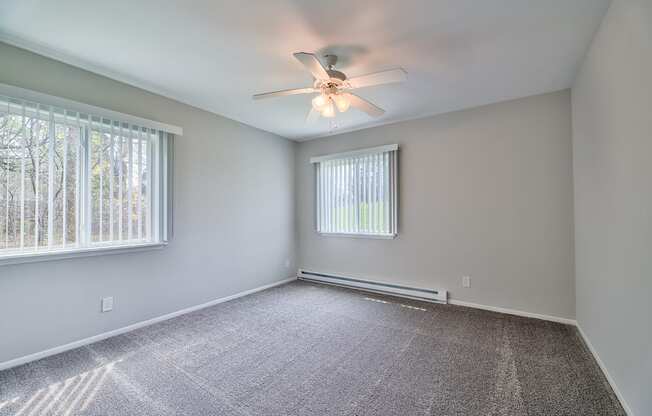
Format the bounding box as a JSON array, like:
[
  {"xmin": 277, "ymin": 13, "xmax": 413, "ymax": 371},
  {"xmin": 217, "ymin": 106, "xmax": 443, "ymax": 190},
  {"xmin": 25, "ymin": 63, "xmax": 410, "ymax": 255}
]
[
  {"xmin": 0, "ymin": 277, "xmax": 297, "ymax": 372},
  {"xmin": 448, "ymin": 298, "xmax": 577, "ymax": 326},
  {"xmin": 576, "ymin": 324, "xmax": 634, "ymax": 416}
]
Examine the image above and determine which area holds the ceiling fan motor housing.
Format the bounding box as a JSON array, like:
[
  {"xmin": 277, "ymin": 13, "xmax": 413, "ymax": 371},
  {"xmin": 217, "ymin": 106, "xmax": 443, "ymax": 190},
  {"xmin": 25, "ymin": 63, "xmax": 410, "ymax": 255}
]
[
  {"xmin": 326, "ymin": 69, "xmax": 347, "ymax": 81},
  {"xmin": 323, "ymin": 54, "xmax": 347, "ymax": 81}
]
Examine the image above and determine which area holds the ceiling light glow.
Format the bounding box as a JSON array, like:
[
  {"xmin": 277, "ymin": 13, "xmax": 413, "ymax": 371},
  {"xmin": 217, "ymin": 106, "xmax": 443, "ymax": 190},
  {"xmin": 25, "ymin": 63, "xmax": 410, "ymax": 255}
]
[
  {"xmin": 333, "ymin": 94, "xmax": 350, "ymax": 112},
  {"xmin": 321, "ymin": 98, "xmax": 335, "ymax": 118},
  {"xmin": 312, "ymin": 94, "xmax": 327, "ymax": 111}
]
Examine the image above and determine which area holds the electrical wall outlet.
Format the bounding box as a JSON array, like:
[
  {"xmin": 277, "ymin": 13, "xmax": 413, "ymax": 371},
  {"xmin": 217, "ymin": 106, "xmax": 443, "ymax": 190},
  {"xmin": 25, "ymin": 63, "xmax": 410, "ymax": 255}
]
[
  {"xmin": 462, "ymin": 276, "xmax": 471, "ymax": 288},
  {"xmin": 101, "ymin": 297, "xmax": 114, "ymax": 312},
  {"xmin": 285, "ymin": 259, "xmax": 291, "ymax": 268}
]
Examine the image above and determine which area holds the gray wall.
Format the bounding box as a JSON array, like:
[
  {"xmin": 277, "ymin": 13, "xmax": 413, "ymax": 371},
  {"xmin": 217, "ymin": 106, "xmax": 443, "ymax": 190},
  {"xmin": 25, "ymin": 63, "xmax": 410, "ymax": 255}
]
[
  {"xmin": 296, "ymin": 90, "xmax": 576, "ymax": 319},
  {"xmin": 572, "ymin": 0, "xmax": 652, "ymax": 414},
  {"xmin": 0, "ymin": 42, "xmax": 296, "ymax": 364}
]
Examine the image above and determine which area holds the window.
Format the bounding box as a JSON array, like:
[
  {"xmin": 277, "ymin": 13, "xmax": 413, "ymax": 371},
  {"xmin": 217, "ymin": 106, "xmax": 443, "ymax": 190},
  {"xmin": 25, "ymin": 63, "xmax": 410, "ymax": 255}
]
[
  {"xmin": 0, "ymin": 84, "xmax": 179, "ymax": 263},
  {"xmin": 311, "ymin": 144, "xmax": 398, "ymax": 238}
]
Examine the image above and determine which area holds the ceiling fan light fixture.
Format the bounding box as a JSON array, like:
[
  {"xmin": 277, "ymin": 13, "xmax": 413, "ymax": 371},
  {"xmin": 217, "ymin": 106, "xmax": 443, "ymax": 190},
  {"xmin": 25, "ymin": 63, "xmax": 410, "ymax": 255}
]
[
  {"xmin": 333, "ymin": 94, "xmax": 350, "ymax": 112},
  {"xmin": 321, "ymin": 98, "xmax": 336, "ymax": 118},
  {"xmin": 311, "ymin": 94, "xmax": 327, "ymax": 111}
]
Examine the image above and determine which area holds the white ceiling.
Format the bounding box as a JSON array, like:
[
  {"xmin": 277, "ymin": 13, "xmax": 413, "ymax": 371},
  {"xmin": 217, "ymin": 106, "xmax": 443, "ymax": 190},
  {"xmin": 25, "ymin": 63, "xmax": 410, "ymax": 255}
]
[{"xmin": 0, "ymin": 0, "xmax": 609, "ymax": 141}]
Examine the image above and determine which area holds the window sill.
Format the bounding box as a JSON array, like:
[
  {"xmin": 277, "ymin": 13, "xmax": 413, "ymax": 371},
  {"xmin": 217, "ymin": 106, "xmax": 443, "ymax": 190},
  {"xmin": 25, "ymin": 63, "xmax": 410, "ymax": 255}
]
[
  {"xmin": 317, "ymin": 232, "xmax": 397, "ymax": 240},
  {"xmin": 0, "ymin": 242, "xmax": 167, "ymax": 267}
]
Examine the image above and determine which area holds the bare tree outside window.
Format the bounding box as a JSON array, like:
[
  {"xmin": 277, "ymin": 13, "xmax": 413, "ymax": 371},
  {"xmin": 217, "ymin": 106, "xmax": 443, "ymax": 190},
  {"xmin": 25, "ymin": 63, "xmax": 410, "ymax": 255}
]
[{"xmin": 1, "ymin": 107, "xmax": 152, "ymax": 254}]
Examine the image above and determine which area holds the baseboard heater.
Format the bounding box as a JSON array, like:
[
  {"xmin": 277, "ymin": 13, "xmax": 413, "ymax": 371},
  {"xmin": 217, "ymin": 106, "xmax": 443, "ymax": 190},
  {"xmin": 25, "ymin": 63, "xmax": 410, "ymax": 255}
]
[{"xmin": 298, "ymin": 269, "xmax": 447, "ymax": 304}]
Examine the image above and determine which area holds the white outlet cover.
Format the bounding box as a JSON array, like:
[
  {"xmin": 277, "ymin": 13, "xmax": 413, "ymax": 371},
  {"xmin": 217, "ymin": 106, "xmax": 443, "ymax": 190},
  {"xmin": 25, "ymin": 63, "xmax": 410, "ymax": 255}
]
[
  {"xmin": 462, "ymin": 276, "xmax": 471, "ymax": 288},
  {"xmin": 101, "ymin": 297, "xmax": 114, "ymax": 312}
]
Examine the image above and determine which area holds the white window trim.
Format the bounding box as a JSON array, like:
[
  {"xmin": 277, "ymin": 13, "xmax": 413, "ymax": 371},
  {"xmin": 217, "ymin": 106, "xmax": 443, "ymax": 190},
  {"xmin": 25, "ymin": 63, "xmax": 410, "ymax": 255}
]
[
  {"xmin": 0, "ymin": 84, "xmax": 178, "ymax": 266},
  {"xmin": 309, "ymin": 144, "xmax": 398, "ymax": 164},
  {"xmin": 317, "ymin": 232, "xmax": 397, "ymax": 240},
  {"xmin": 0, "ymin": 242, "xmax": 167, "ymax": 267},
  {"xmin": 312, "ymin": 144, "xmax": 399, "ymax": 238}
]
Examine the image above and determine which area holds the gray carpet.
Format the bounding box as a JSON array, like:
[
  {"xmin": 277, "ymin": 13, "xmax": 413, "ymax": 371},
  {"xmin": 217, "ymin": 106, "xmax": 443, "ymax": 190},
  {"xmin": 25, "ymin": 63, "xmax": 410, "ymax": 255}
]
[{"xmin": 0, "ymin": 280, "xmax": 625, "ymax": 415}]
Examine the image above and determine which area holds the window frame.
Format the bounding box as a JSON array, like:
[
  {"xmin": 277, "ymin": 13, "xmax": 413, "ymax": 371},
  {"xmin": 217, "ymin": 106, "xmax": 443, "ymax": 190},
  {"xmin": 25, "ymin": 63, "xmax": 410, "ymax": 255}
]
[
  {"xmin": 311, "ymin": 144, "xmax": 398, "ymax": 239},
  {"xmin": 0, "ymin": 83, "xmax": 180, "ymax": 266}
]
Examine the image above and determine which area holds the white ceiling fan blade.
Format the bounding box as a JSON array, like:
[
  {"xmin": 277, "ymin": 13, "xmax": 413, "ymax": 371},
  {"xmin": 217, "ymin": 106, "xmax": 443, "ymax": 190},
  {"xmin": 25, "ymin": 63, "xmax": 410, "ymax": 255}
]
[
  {"xmin": 293, "ymin": 52, "xmax": 330, "ymax": 80},
  {"xmin": 306, "ymin": 108, "xmax": 320, "ymax": 123},
  {"xmin": 344, "ymin": 93, "xmax": 385, "ymax": 118},
  {"xmin": 347, "ymin": 68, "xmax": 407, "ymax": 89},
  {"xmin": 253, "ymin": 87, "xmax": 315, "ymax": 100}
]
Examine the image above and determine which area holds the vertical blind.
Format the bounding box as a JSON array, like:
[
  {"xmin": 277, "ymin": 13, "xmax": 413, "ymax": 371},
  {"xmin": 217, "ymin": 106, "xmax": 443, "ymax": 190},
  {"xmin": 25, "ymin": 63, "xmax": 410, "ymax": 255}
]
[
  {"xmin": 312, "ymin": 144, "xmax": 398, "ymax": 237},
  {"xmin": 0, "ymin": 88, "xmax": 174, "ymax": 257}
]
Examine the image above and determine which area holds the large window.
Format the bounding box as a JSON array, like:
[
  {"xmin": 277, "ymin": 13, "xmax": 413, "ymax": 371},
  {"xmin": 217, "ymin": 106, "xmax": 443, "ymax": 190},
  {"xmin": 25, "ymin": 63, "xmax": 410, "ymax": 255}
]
[
  {"xmin": 0, "ymin": 85, "xmax": 178, "ymax": 263},
  {"xmin": 311, "ymin": 144, "xmax": 398, "ymax": 238}
]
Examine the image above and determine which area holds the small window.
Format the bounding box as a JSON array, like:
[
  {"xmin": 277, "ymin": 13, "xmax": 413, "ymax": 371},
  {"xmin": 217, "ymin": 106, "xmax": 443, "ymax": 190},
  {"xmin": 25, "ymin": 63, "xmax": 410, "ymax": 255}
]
[
  {"xmin": 311, "ymin": 144, "xmax": 398, "ymax": 238},
  {"xmin": 0, "ymin": 86, "xmax": 177, "ymax": 263}
]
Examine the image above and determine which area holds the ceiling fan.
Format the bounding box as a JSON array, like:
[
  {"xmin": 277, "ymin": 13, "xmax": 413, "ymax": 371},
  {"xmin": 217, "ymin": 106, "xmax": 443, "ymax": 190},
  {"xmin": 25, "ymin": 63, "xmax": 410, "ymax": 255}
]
[{"xmin": 253, "ymin": 52, "xmax": 406, "ymax": 122}]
